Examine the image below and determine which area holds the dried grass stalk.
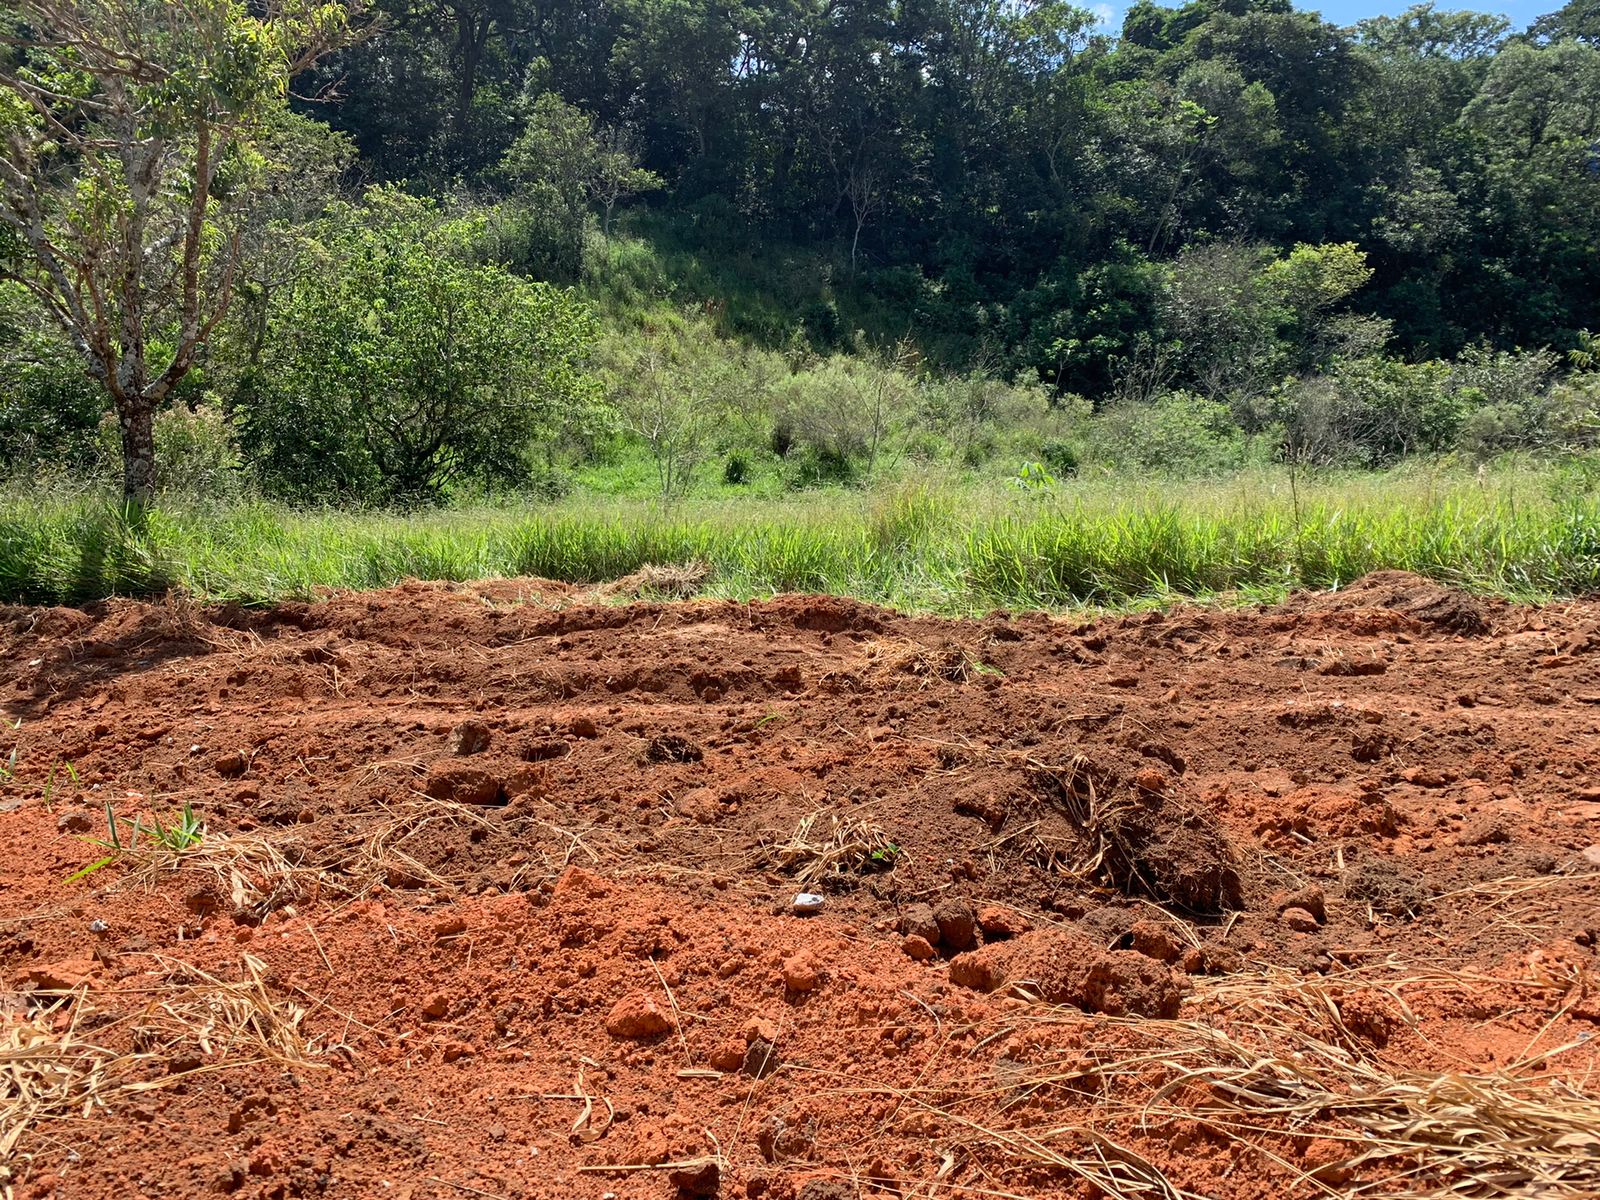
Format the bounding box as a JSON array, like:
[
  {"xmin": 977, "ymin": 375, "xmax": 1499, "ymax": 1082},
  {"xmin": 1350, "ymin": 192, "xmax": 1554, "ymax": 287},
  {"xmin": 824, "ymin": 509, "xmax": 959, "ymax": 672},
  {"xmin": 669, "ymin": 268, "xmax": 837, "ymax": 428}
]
[
  {"xmin": 1025, "ymin": 753, "xmax": 1138, "ymax": 880},
  {"xmin": 862, "ymin": 637, "xmax": 981, "ymax": 685},
  {"xmin": 976, "ymin": 967, "xmax": 1600, "ymax": 1198},
  {"xmin": 132, "ymin": 954, "xmax": 315, "ymax": 1065},
  {"xmin": 601, "ymin": 561, "xmax": 711, "ymax": 600},
  {"xmin": 770, "ymin": 808, "xmax": 901, "ymax": 886},
  {"xmin": 0, "ymin": 1005, "xmax": 137, "ymax": 1175}
]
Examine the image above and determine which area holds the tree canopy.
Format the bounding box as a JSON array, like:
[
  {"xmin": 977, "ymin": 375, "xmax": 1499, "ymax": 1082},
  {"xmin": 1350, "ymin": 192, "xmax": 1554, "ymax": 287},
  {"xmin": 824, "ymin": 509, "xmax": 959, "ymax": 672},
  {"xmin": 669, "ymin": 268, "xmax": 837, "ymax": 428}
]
[{"xmin": 293, "ymin": 0, "xmax": 1600, "ymax": 385}]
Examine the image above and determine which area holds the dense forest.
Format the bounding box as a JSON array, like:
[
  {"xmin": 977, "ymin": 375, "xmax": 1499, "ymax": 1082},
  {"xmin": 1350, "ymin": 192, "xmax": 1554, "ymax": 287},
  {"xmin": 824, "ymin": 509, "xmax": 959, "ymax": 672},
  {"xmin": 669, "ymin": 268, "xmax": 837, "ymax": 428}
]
[
  {"xmin": 308, "ymin": 0, "xmax": 1600, "ymax": 366},
  {"xmin": 3, "ymin": 0, "xmax": 1600, "ymax": 506}
]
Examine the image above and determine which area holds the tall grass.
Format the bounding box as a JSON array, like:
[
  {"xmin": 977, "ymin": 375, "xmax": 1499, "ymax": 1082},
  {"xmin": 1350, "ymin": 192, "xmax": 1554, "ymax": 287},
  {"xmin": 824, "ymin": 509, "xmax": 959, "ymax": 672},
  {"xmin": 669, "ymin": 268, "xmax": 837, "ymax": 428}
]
[{"xmin": 2, "ymin": 467, "xmax": 1596, "ymax": 611}]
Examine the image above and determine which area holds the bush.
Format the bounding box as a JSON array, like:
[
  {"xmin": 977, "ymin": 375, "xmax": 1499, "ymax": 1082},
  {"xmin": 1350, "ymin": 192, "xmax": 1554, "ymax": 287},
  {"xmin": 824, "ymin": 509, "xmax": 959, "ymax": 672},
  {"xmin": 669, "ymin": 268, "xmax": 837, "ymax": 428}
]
[
  {"xmin": 1085, "ymin": 391, "xmax": 1246, "ymax": 476},
  {"xmin": 1040, "ymin": 439, "xmax": 1081, "ymax": 477},
  {"xmin": 918, "ymin": 372, "xmax": 1051, "ymax": 465},
  {"xmin": 243, "ymin": 191, "xmax": 600, "ymax": 506},
  {"xmin": 143, "ymin": 408, "xmax": 244, "ymax": 498},
  {"xmin": 800, "ymin": 298, "xmax": 843, "ymax": 350},
  {"xmin": 1448, "ymin": 345, "xmax": 1569, "ymax": 460},
  {"xmin": 525, "ymin": 467, "xmax": 574, "ymax": 501},
  {"xmin": 770, "ymin": 349, "xmax": 917, "ymax": 480},
  {"xmin": 0, "ymin": 358, "xmax": 104, "ymax": 474},
  {"xmin": 783, "ymin": 446, "xmax": 857, "ymax": 488},
  {"xmin": 600, "ymin": 317, "xmax": 774, "ymax": 498},
  {"xmin": 1450, "ymin": 344, "xmax": 1560, "ymax": 413},
  {"xmin": 0, "ymin": 287, "xmax": 104, "ymax": 473},
  {"xmin": 1541, "ymin": 374, "xmax": 1600, "ymax": 450},
  {"xmin": 1286, "ymin": 358, "xmax": 1459, "ymax": 466}
]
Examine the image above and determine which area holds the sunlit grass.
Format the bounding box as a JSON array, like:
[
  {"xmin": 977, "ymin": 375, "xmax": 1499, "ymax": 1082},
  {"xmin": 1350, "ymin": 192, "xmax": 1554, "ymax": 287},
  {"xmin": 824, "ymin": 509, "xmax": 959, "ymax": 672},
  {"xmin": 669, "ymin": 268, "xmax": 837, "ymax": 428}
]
[{"xmin": 2, "ymin": 463, "xmax": 1596, "ymax": 611}]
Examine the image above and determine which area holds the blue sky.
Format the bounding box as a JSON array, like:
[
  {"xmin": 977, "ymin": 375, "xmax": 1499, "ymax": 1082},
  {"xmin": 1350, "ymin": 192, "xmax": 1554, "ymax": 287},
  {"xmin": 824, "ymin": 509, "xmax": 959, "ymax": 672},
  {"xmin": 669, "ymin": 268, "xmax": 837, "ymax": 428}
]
[
  {"xmin": 1299, "ymin": 0, "xmax": 1547, "ymax": 26},
  {"xmin": 1088, "ymin": 0, "xmax": 1551, "ymax": 32}
]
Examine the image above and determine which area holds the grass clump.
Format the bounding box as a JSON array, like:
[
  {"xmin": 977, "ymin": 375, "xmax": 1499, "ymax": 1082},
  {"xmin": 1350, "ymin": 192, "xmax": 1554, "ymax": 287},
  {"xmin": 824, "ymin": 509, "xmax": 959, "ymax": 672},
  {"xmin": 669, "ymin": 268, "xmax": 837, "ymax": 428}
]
[
  {"xmin": 1, "ymin": 465, "xmax": 1597, "ymax": 611},
  {"xmin": 67, "ymin": 800, "xmax": 206, "ymax": 883}
]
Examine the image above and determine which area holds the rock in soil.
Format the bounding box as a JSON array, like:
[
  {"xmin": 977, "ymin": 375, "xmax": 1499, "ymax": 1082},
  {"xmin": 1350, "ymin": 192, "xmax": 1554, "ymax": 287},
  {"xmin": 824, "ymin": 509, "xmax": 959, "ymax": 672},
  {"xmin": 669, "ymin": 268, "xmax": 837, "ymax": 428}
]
[
  {"xmin": 977, "ymin": 906, "xmax": 1032, "ymax": 939},
  {"xmin": 423, "ymin": 763, "xmax": 503, "ymax": 805},
  {"xmin": 743, "ymin": 1038, "xmax": 780, "ymax": 1079},
  {"xmin": 902, "ymin": 934, "xmax": 937, "ymax": 960},
  {"xmin": 949, "ymin": 929, "xmax": 1183, "ymax": 1018},
  {"xmin": 1272, "ymin": 884, "xmax": 1327, "ymax": 923},
  {"xmin": 667, "ymin": 1160, "xmax": 720, "ymax": 1196},
  {"xmin": 900, "ymin": 902, "xmax": 941, "ymax": 945},
  {"xmin": 932, "ymin": 899, "xmax": 978, "ymax": 951},
  {"xmin": 1280, "ymin": 906, "xmax": 1320, "ymax": 933},
  {"xmin": 1127, "ymin": 920, "xmax": 1183, "ymax": 962},
  {"xmin": 782, "ymin": 951, "xmax": 822, "ymax": 993},
  {"xmin": 604, "ymin": 992, "xmax": 674, "ymax": 1039},
  {"xmin": 450, "ymin": 720, "xmax": 491, "ymax": 755}
]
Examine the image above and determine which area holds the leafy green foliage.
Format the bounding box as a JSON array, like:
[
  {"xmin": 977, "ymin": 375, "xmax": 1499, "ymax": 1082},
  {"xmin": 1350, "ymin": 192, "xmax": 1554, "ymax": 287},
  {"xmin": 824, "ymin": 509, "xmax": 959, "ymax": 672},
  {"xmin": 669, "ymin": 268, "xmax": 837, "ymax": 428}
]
[
  {"xmin": 67, "ymin": 800, "xmax": 206, "ymax": 882},
  {"xmin": 499, "ymin": 93, "xmax": 662, "ymax": 277},
  {"xmin": 0, "ymin": 0, "xmax": 358, "ymax": 500},
  {"xmin": 242, "ymin": 191, "xmax": 600, "ymax": 505}
]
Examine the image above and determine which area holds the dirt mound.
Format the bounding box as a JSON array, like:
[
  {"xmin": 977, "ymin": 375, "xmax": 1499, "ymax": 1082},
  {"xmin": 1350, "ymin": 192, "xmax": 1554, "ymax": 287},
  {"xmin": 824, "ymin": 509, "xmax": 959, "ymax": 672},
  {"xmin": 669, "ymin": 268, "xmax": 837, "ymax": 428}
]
[
  {"xmin": 948, "ymin": 927, "xmax": 1185, "ymax": 1017},
  {"xmin": 1296, "ymin": 569, "xmax": 1493, "ymax": 634},
  {"xmin": 1029, "ymin": 753, "xmax": 1244, "ymax": 912},
  {"xmin": 1, "ymin": 571, "xmax": 1597, "ymax": 1200}
]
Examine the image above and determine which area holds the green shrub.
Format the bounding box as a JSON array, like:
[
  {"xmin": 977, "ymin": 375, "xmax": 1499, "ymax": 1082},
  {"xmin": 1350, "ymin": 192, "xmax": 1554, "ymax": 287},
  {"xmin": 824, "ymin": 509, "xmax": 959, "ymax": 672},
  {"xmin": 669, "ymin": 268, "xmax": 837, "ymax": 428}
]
[
  {"xmin": 0, "ymin": 287, "xmax": 104, "ymax": 473},
  {"xmin": 919, "ymin": 372, "xmax": 1052, "ymax": 465},
  {"xmin": 1040, "ymin": 439, "xmax": 1081, "ymax": 477},
  {"xmin": 243, "ymin": 190, "xmax": 601, "ymax": 506},
  {"xmin": 770, "ymin": 351, "xmax": 917, "ymax": 480},
  {"xmin": 90, "ymin": 408, "xmax": 245, "ymax": 499},
  {"xmin": 783, "ymin": 446, "xmax": 856, "ymax": 488},
  {"xmin": 1287, "ymin": 358, "xmax": 1460, "ymax": 466},
  {"xmin": 1085, "ymin": 391, "xmax": 1246, "ymax": 476}
]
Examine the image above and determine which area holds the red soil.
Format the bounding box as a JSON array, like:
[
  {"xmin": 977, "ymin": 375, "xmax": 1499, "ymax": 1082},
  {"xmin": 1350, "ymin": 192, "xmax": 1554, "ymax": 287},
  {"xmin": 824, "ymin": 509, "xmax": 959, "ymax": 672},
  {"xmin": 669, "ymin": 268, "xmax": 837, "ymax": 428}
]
[{"xmin": 2, "ymin": 572, "xmax": 1598, "ymax": 1200}]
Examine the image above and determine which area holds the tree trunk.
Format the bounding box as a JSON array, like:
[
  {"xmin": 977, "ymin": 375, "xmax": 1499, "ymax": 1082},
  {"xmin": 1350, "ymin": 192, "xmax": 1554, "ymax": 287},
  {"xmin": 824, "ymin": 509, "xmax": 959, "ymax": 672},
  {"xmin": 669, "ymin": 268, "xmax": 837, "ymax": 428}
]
[
  {"xmin": 119, "ymin": 397, "xmax": 157, "ymax": 506},
  {"xmin": 454, "ymin": 8, "xmax": 492, "ymax": 141}
]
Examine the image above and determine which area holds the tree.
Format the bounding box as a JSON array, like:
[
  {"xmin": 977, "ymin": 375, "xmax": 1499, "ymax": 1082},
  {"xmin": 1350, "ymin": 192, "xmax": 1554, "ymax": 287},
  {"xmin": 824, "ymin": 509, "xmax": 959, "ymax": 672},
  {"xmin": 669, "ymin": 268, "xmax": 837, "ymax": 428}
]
[
  {"xmin": 243, "ymin": 190, "xmax": 600, "ymax": 505},
  {"xmin": 1161, "ymin": 241, "xmax": 1285, "ymax": 417},
  {"xmin": 1529, "ymin": 0, "xmax": 1600, "ymax": 45},
  {"xmin": 591, "ymin": 126, "xmax": 662, "ymax": 239},
  {"xmin": 608, "ymin": 319, "xmax": 751, "ymax": 498},
  {"xmin": 0, "ymin": 0, "xmax": 358, "ymax": 504},
  {"xmin": 228, "ymin": 111, "xmax": 357, "ymax": 382},
  {"xmin": 501, "ymin": 92, "xmax": 659, "ymax": 272}
]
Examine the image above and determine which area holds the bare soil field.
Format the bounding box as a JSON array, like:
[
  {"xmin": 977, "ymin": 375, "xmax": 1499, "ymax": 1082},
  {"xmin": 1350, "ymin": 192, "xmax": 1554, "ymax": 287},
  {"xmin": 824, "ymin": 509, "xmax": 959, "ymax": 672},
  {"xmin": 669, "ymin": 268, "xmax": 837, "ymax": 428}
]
[{"xmin": 2, "ymin": 571, "xmax": 1598, "ymax": 1200}]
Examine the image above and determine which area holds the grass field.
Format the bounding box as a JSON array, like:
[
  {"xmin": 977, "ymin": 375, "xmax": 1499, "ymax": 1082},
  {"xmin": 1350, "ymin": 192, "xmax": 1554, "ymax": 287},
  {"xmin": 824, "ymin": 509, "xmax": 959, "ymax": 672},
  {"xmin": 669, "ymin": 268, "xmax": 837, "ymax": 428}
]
[{"xmin": 2, "ymin": 463, "xmax": 1597, "ymax": 611}]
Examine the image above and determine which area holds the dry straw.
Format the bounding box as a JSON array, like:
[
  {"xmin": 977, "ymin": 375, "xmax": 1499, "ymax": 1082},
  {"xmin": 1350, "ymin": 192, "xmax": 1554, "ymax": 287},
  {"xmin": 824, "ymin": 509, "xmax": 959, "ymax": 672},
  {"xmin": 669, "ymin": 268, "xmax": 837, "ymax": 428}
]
[
  {"xmin": 812, "ymin": 957, "xmax": 1599, "ymax": 1200},
  {"xmin": 1, "ymin": 954, "xmax": 319, "ymax": 1196},
  {"xmin": 770, "ymin": 807, "xmax": 901, "ymax": 886},
  {"xmin": 862, "ymin": 636, "xmax": 983, "ymax": 684}
]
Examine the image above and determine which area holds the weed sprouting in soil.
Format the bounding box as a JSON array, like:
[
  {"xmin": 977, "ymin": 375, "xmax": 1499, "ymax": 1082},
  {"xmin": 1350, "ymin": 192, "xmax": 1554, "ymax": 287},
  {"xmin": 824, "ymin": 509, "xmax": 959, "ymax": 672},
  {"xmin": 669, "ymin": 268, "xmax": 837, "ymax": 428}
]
[
  {"xmin": 40, "ymin": 760, "xmax": 78, "ymax": 810},
  {"xmin": 67, "ymin": 800, "xmax": 206, "ymax": 883}
]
